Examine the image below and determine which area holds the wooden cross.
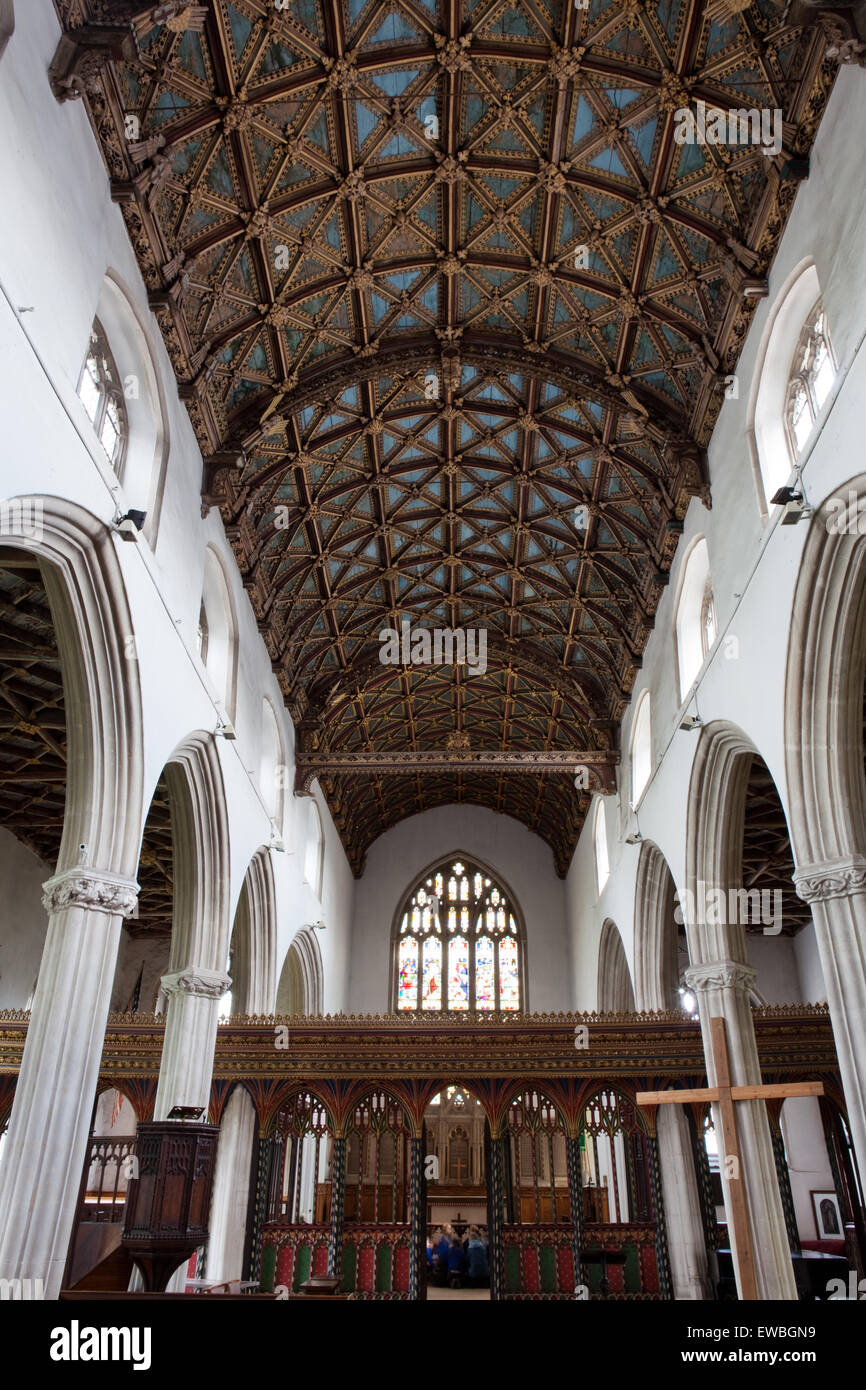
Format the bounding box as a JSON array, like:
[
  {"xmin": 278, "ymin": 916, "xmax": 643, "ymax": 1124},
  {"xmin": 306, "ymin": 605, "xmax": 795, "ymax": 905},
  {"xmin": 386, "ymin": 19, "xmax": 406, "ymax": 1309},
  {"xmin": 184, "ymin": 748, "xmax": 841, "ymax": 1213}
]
[
  {"xmin": 637, "ymin": 1016, "xmax": 824, "ymax": 1301},
  {"xmin": 451, "ymin": 1158, "xmax": 468, "ymax": 1181}
]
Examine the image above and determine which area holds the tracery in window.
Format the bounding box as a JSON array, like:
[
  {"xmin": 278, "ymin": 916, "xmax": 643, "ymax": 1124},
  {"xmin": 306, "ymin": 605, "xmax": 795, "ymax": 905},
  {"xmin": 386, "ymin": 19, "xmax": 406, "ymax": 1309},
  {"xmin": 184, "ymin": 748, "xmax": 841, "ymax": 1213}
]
[
  {"xmin": 395, "ymin": 857, "xmax": 522, "ymax": 1013},
  {"xmin": 77, "ymin": 319, "xmax": 128, "ymax": 470},
  {"xmin": 196, "ymin": 601, "xmax": 208, "ymax": 664},
  {"xmin": 700, "ymin": 577, "xmax": 717, "ymax": 659},
  {"xmin": 784, "ymin": 301, "xmax": 836, "ymax": 458}
]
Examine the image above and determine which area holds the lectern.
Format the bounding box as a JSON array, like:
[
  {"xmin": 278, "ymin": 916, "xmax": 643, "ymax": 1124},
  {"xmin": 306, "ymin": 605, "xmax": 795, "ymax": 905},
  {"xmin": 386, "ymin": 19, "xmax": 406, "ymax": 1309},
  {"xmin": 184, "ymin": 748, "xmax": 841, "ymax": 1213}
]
[{"xmin": 122, "ymin": 1120, "xmax": 219, "ymax": 1292}]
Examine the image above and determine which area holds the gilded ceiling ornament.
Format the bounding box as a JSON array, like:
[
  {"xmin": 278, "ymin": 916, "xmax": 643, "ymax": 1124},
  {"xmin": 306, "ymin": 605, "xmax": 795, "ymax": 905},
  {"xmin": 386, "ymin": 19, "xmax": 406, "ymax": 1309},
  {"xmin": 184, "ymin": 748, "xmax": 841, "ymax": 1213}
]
[
  {"xmin": 540, "ymin": 161, "xmax": 568, "ymax": 193},
  {"xmin": 445, "ymin": 730, "xmax": 472, "ymax": 756},
  {"xmin": 222, "ymin": 100, "xmax": 253, "ymax": 133},
  {"xmin": 349, "ymin": 266, "xmax": 375, "ymax": 290},
  {"xmin": 343, "ymin": 168, "xmax": 367, "ymax": 201},
  {"xmin": 244, "ymin": 207, "xmax": 273, "ymax": 240},
  {"xmin": 434, "ymin": 34, "xmax": 473, "ymax": 73},
  {"xmin": 550, "ymin": 44, "xmax": 587, "ymax": 84},
  {"xmin": 656, "ymin": 70, "xmax": 694, "ymax": 114},
  {"xmin": 531, "ymin": 264, "xmax": 555, "ymax": 288},
  {"xmin": 323, "ymin": 53, "xmax": 359, "ymax": 90}
]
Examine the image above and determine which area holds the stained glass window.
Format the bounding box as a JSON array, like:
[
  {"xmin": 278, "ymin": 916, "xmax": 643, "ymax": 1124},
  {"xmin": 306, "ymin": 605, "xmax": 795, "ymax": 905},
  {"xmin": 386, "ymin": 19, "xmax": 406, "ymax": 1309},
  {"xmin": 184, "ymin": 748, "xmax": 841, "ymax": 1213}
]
[
  {"xmin": 499, "ymin": 938, "xmax": 520, "ymax": 1010},
  {"xmin": 421, "ymin": 936, "xmax": 441, "ymax": 1009},
  {"xmin": 448, "ymin": 936, "xmax": 469, "ymax": 1009},
  {"xmin": 394, "ymin": 856, "xmax": 523, "ymax": 1012},
  {"xmin": 397, "ymin": 936, "xmax": 418, "ymax": 1009},
  {"xmin": 475, "ymin": 937, "xmax": 495, "ymax": 1009}
]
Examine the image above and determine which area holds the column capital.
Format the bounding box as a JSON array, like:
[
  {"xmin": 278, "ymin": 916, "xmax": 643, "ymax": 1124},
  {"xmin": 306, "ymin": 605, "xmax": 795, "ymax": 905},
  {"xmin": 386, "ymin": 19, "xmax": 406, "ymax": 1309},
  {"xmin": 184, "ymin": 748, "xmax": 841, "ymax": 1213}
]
[
  {"xmin": 793, "ymin": 855, "xmax": 866, "ymax": 903},
  {"xmin": 161, "ymin": 967, "xmax": 231, "ymax": 1001},
  {"xmin": 42, "ymin": 867, "xmax": 139, "ymax": 919},
  {"xmin": 684, "ymin": 959, "xmax": 757, "ymax": 993}
]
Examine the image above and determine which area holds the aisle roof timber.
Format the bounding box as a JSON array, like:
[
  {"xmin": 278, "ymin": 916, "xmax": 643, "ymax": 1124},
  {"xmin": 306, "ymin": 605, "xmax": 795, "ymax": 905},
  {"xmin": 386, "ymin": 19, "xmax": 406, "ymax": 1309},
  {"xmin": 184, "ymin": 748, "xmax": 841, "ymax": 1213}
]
[{"xmin": 53, "ymin": 0, "xmax": 836, "ymax": 873}]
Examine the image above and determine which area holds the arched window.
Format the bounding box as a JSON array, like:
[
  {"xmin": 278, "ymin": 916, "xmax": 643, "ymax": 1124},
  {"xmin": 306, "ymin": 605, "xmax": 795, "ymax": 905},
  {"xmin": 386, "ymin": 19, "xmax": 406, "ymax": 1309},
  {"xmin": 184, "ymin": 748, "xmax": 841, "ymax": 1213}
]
[
  {"xmin": 593, "ymin": 800, "xmax": 609, "ymax": 896},
  {"xmin": 77, "ymin": 319, "xmax": 128, "ymax": 469},
  {"xmin": 630, "ymin": 691, "xmax": 652, "ymax": 807},
  {"xmin": 784, "ymin": 300, "xmax": 836, "ymax": 457},
  {"xmin": 674, "ymin": 537, "xmax": 714, "ymax": 700},
  {"xmin": 199, "ymin": 546, "xmax": 238, "ymax": 718},
  {"xmin": 393, "ymin": 856, "xmax": 524, "ymax": 1013},
  {"xmin": 752, "ymin": 263, "xmax": 836, "ymax": 510},
  {"xmin": 77, "ymin": 275, "xmax": 169, "ymax": 542},
  {"xmin": 303, "ymin": 800, "xmax": 324, "ymax": 899}
]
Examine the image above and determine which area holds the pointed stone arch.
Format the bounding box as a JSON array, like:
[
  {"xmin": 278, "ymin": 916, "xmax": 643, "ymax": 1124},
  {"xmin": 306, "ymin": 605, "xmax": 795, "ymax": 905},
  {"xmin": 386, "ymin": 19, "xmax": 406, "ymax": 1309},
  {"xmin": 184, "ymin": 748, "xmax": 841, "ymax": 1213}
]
[
  {"xmin": 785, "ymin": 475, "xmax": 866, "ymax": 868},
  {"xmin": 163, "ymin": 732, "xmax": 230, "ymax": 975},
  {"xmin": 0, "ymin": 498, "xmax": 144, "ymax": 878},
  {"xmin": 633, "ymin": 840, "xmax": 680, "ymax": 1012},
  {"xmin": 275, "ymin": 927, "xmax": 324, "ymax": 1016},
  {"xmin": 784, "ymin": 474, "xmax": 866, "ymax": 1194},
  {"xmin": 153, "ymin": 733, "xmax": 231, "ymax": 1122},
  {"xmin": 684, "ymin": 720, "xmax": 797, "ymax": 1299},
  {"xmin": 230, "ymin": 848, "xmax": 277, "ymax": 1016},
  {"xmin": 597, "ymin": 918, "xmax": 635, "ymax": 1012},
  {"xmin": 0, "ymin": 498, "xmax": 144, "ymax": 1297}
]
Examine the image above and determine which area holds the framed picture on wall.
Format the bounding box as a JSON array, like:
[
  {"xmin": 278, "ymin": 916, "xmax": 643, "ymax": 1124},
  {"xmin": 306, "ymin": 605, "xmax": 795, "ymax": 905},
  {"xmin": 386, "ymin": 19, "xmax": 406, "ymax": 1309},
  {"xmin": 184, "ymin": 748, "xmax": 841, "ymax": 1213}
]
[{"xmin": 811, "ymin": 1190, "xmax": 843, "ymax": 1239}]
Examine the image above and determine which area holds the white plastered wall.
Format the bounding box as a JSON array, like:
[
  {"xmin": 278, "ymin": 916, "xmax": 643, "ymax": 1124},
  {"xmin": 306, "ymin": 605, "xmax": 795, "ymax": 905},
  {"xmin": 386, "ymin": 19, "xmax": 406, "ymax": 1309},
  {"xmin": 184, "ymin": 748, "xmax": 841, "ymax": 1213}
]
[{"xmin": 348, "ymin": 803, "xmax": 569, "ymax": 1014}]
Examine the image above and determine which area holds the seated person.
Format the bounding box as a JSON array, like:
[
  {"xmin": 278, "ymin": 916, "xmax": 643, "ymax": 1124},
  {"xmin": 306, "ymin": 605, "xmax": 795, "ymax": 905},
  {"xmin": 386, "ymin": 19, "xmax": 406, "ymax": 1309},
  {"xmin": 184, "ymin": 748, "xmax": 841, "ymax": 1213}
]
[
  {"xmin": 447, "ymin": 1237, "xmax": 467, "ymax": 1288},
  {"xmin": 466, "ymin": 1232, "xmax": 489, "ymax": 1286},
  {"xmin": 432, "ymin": 1228, "xmax": 451, "ymax": 1284}
]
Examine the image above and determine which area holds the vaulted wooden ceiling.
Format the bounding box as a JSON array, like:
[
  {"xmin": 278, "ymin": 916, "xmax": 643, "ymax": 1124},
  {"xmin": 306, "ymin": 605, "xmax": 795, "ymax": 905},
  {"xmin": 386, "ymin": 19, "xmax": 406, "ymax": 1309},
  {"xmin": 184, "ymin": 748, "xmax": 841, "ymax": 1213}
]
[{"xmin": 55, "ymin": 0, "xmax": 836, "ymax": 873}]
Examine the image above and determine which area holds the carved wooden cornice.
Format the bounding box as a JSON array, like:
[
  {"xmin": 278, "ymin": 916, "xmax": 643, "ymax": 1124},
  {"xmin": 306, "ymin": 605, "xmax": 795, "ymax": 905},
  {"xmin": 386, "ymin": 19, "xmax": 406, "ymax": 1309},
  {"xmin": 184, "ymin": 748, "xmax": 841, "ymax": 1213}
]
[
  {"xmin": 0, "ymin": 1007, "xmax": 840, "ymax": 1093},
  {"xmin": 295, "ymin": 748, "xmax": 618, "ymax": 795}
]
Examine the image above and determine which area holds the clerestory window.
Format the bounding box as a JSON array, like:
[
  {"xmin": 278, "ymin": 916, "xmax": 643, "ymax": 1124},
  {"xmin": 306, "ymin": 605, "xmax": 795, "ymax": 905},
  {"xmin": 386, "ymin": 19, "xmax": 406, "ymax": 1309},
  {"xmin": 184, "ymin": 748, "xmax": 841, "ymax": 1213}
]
[{"xmin": 77, "ymin": 319, "xmax": 128, "ymax": 471}]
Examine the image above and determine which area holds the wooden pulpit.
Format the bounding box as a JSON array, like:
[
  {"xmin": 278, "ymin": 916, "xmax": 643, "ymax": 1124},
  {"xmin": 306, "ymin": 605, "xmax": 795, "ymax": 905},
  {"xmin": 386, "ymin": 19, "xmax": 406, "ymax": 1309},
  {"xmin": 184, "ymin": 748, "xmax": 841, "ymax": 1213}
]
[{"xmin": 122, "ymin": 1120, "xmax": 219, "ymax": 1292}]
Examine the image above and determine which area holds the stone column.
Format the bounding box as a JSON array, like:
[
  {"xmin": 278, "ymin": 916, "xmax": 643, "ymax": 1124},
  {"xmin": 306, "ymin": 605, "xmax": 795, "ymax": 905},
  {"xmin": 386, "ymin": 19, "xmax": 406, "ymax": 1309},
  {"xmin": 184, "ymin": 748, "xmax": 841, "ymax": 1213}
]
[
  {"xmin": 794, "ymin": 859, "xmax": 866, "ymax": 1190},
  {"xmin": 657, "ymin": 1104, "xmax": 712, "ymax": 1299},
  {"xmin": 684, "ymin": 960, "xmax": 797, "ymax": 1300},
  {"xmin": 0, "ymin": 867, "xmax": 138, "ymax": 1299},
  {"xmin": 153, "ymin": 966, "xmax": 230, "ymax": 1119}
]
